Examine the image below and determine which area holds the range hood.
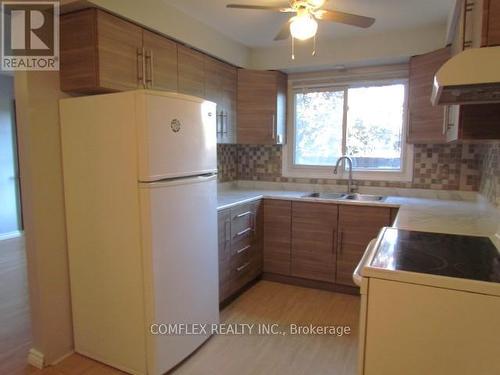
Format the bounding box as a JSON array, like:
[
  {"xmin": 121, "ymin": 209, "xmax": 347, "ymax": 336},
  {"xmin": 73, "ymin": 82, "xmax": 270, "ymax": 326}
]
[{"xmin": 431, "ymin": 46, "xmax": 500, "ymax": 105}]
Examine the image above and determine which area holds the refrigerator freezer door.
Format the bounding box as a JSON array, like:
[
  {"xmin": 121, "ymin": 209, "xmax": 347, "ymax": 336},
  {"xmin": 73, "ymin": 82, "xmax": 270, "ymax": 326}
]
[
  {"xmin": 139, "ymin": 174, "xmax": 219, "ymax": 374},
  {"xmin": 137, "ymin": 92, "xmax": 217, "ymax": 182}
]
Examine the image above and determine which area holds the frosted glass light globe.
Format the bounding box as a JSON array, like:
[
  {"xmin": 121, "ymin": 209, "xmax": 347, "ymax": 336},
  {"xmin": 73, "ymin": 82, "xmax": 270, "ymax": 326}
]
[
  {"xmin": 290, "ymin": 14, "xmax": 318, "ymax": 41},
  {"xmin": 308, "ymin": 0, "xmax": 326, "ymax": 7}
]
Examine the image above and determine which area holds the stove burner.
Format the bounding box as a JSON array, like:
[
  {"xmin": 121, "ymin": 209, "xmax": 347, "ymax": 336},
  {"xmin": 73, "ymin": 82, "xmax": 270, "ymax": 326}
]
[{"xmin": 397, "ymin": 251, "xmax": 449, "ymax": 273}]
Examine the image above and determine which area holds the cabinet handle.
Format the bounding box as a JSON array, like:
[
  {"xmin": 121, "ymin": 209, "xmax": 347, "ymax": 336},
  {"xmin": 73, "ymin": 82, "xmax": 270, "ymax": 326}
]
[
  {"xmin": 145, "ymin": 50, "xmax": 154, "ymax": 88},
  {"xmin": 220, "ymin": 110, "xmax": 225, "ymax": 135},
  {"xmin": 215, "ymin": 113, "xmax": 222, "ymax": 135},
  {"xmin": 224, "ymin": 219, "xmax": 231, "ymax": 242},
  {"xmin": 235, "ymin": 211, "xmax": 252, "ymax": 219},
  {"xmin": 237, "ymin": 262, "xmax": 250, "ymax": 272},
  {"xmin": 235, "ymin": 227, "xmax": 252, "ymax": 237},
  {"xmin": 271, "ymin": 114, "xmax": 276, "ymax": 141},
  {"xmin": 137, "ymin": 47, "xmax": 145, "ymax": 87},
  {"xmin": 442, "ymin": 107, "xmax": 448, "ymax": 135},
  {"xmin": 222, "ymin": 112, "xmax": 228, "ymax": 135},
  {"xmin": 236, "ymin": 245, "xmax": 251, "ymax": 254},
  {"xmin": 338, "ymin": 231, "xmax": 343, "ymax": 255}
]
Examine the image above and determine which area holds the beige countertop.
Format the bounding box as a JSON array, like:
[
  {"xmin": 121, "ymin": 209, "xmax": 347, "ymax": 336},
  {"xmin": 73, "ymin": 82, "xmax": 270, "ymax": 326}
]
[{"xmin": 217, "ymin": 184, "xmax": 500, "ymax": 249}]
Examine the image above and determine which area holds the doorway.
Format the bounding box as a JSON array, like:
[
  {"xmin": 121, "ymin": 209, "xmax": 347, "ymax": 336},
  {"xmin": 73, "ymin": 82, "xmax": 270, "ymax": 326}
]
[{"xmin": 0, "ymin": 73, "xmax": 22, "ymax": 239}]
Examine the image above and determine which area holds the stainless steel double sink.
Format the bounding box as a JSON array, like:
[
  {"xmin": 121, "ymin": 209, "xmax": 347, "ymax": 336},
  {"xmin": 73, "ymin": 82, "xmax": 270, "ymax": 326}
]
[{"xmin": 302, "ymin": 192, "xmax": 386, "ymax": 202}]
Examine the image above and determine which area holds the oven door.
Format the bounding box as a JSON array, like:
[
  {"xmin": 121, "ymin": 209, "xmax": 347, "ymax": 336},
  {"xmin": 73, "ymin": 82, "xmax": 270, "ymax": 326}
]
[{"xmin": 353, "ymin": 238, "xmax": 377, "ymax": 287}]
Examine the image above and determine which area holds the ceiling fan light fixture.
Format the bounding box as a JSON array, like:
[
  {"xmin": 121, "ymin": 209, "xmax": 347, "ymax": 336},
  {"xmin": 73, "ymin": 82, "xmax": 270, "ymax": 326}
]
[
  {"xmin": 307, "ymin": 0, "xmax": 326, "ymax": 8},
  {"xmin": 289, "ymin": 13, "xmax": 318, "ymax": 40}
]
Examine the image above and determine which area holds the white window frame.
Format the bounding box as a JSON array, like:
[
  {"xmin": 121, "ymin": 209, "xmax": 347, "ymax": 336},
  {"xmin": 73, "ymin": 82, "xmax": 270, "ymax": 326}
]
[{"xmin": 283, "ymin": 73, "xmax": 413, "ymax": 182}]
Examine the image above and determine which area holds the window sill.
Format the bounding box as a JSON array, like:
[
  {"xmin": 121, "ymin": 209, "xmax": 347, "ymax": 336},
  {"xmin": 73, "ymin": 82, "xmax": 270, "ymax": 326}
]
[{"xmin": 282, "ymin": 146, "xmax": 414, "ymax": 183}]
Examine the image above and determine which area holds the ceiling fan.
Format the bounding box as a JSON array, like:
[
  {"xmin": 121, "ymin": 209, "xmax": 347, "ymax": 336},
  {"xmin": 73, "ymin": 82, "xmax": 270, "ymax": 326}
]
[{"xmin": 226, "ymin": 0, "xmax": 375, "ymax": 42}]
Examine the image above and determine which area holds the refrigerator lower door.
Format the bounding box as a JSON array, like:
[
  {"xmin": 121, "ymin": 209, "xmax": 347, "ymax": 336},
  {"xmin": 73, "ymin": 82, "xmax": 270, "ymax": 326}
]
[{"xmin": 139, "ymin": 174, "xmax": 219, "ymax": 375}]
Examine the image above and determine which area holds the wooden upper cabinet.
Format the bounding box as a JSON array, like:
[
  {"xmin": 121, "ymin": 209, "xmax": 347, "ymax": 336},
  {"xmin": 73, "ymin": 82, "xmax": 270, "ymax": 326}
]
[
  {"xmin": 178, "ymin": 45, "xmax": 205, "ymax": 98},
  {"xmin": 407, "ymin": 47, "xmax": 451, "ymax": 144},
  {"xmin": 484, "ymin": 0, "xmax": 500, "ymax": 45},
  {"xmin": 291, "ymin": 202, "xmax": 338, "ymax": 283},
  {"xmin": 237, "ymin": 69, "xmax": 287, "ymax": 145},
  {"xmin": 142, "ymin": 30, "xmax": 178, "ymax": 91},
  {"xmin": 220, "ymin": 63, "xmax": 237, "ymax": 144},
  {"xmin": 445, "ymin": 103, "xmax": 500, "ymax": 142},
  {"xmin": 263, "ymin": 199, "xmax": 291, "ymax": 275},
  {"xmin": 463, "ymin": 0, "xmax": 500, "ymax": 48},
  {"xmin": 204, "ymin": 56, "xmax": 237, "ymax": 144},
  {"xmin": 61, "ymin": 9, "xmax": 143, "ymax": 93},
  {"xmin": 337, "ymin": 205, "xmax": 390, "ymax": 287}
]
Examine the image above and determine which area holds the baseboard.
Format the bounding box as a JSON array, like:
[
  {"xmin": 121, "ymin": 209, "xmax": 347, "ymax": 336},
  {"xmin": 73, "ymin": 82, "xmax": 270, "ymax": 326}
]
[
  {"xmin": 51, "ymin": 350, "xmax": 75, "ymax": 365},
  {"xmin": 0, "ymin": 230, "xmax": 23, "ymax": 241},
  {"xmin": 262, "ymin": 273, "xmax": 360, "ymax": 295},
  {"xmin": 27, "ymin": 348, "xmax": 45, "ymax": 369}
]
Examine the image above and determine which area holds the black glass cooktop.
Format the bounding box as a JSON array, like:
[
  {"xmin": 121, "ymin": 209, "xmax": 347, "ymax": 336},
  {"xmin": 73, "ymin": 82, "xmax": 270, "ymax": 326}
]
[{"xmin": 370, "ymin": 228, "xmax": 500, "ymax": 283}]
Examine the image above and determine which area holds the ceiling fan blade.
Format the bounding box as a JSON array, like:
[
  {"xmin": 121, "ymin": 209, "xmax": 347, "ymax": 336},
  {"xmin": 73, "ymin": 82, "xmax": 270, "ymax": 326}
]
[
  {"xmin": 314, "ymin": 9, "xmax": 375, "ymax": 28},
  {"xmin": 274, "ymin": 20, "xmax": 291, "ymax": 41},
  {"xmin": 226, "ymin": 4, "xmax": 293, "ymax": 12}
]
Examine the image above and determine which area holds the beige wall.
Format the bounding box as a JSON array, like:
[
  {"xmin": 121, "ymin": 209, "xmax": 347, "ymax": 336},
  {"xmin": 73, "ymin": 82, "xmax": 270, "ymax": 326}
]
[{"xmin": 15, "ymin": 71, "xmax": 74, "ymax": 364}]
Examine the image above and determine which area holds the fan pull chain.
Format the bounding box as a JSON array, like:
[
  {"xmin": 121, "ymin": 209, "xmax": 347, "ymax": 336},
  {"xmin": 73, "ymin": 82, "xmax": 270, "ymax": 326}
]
[
  {"xmin": 312, "ymin": 34, "xmax": 316, "ymax": 56},
  {"xmin": 291, "ymin": 37, "xmax": 295, "ymax": 60}
]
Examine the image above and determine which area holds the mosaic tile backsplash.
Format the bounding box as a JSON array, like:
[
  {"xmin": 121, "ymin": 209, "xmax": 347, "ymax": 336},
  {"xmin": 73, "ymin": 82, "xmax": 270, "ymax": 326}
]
[
  {"xmin": 218, "ymin": 142, "xmax": 500, "ymax": 205},
  {"xmin": 479, "ymin": 142, "xmax": 499, "ymax": 206}
]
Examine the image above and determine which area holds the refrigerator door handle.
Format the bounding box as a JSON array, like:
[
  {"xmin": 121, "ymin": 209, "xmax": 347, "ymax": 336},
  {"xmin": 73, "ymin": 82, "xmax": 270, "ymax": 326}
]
[{"xmin": 139, "ymin": 174, "xmax": 217, "ymax": 188}]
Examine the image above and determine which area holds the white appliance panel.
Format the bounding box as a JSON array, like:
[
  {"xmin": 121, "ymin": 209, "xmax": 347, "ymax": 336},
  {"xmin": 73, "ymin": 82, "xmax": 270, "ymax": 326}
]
[
  {"xmin": 138, "ymin": 93, "xmax": 217, "ymax": 182},
  {"xmin": 140, "ymin": 175, "xmax": 219, "ymax": 374}
]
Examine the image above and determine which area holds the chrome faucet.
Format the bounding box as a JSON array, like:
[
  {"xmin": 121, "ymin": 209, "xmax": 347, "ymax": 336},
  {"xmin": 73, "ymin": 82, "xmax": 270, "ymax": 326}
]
[{"xmin": 334, "ymin": 156, "xmax": 355, "ymax": 193}]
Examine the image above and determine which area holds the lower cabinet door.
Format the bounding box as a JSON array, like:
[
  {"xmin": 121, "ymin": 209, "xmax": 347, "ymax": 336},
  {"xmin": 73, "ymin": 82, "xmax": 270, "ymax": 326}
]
[
  {"xmin": 263, "ymin": 200, "xmax": 291, "ymax": 275},
  {"xmin": 218, "ymin": 209, "xmax": 231, "ymax": 302},
  {"xmin": 291, "ymin": 202, "xmax": 338, "ymax": 282},
  {"xmin": 337, "ymin": 205, "xmax": 391, "ymax": 286}
]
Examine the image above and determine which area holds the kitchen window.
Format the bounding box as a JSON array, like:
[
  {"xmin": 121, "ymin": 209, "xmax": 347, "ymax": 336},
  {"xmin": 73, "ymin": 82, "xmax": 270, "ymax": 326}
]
[{"xmin": 284, "ymin": 78, "xmax": 413, "ymax": 181}]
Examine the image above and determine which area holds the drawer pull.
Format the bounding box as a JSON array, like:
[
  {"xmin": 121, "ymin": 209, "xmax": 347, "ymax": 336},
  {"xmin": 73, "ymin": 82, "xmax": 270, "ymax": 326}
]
[
  {"xmin": 237, "ymin": 262, "xmax": 250, "ymax": 272},
  {"xmin": 235, "ymin": 211, "xmax": 252, "ymax": 219},
  {"xmin": 236, "ymin": 245, "xmax": 251, "ymax": 254},
  {"xmin": 235, "ymin": 227, "xmax": 252, "ymax": 237}
]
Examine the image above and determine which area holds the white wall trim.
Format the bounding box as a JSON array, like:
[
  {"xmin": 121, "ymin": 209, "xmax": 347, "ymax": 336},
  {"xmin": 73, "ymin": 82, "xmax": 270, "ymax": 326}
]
[
  {"xmin": 0, "ymin": 230, "xmax": 23, "ymax": 241},
  {"xmin": 27, "ymin": 348, "xmax": 45, "ymax": 369},
  {"xmin": 50, "ymin": 350, "xmax": 74, "ymax": 365}
]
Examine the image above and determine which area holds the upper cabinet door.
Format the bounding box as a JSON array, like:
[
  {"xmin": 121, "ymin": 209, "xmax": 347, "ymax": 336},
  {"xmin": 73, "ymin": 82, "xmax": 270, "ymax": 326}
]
[
  {"xmin": 407, "ymin": 47, "xmax": 450, "ymax": 144},
  {"xmin": 220, "ymin": 64, "xmax": 237, "ymax": 144},
  {"xmin": 61, "ymin": 9, "xmax": 143, "ymax": 93},
  {"xmin": 204, "ymin": 56, "xmax": 224, "ymax": 139},
  {"xmin": 485, "ymin": 0, "xmax": 500, "ymax": 46},
  {"xmin": 142, "ymin": 30, "xmax": 178, "ymax": 92},
  {"xmin": 96, "ymin": 10, "xmax": 144, "ymax": 91},
  {"xmin": 204, "ymin": 57, "xmax": 237, "ymax": 144},
  {"xmin": 177, "ymin": 45, "xmax": 205, "ymax": 99},
  {"xmin": 237, "ymin": 69, "xmax": 287, "ymax": 145}
]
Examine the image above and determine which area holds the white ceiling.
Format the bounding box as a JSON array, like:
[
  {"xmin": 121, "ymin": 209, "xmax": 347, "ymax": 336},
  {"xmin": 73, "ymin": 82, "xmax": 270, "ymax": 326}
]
[{"xmin": 166, "ymin": 0, "xmax": 455, "ymax": 48}]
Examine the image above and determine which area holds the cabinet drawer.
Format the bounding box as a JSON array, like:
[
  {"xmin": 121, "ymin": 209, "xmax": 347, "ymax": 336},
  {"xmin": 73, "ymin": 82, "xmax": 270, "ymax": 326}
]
[
  {"xmin": 230, "ymin": 201, "xmax": 258, "ymax": 239},
  {"xmin": 229, "ymin": 254, "xmax": 261, "ymax": 296},
  {"xmin": 231, "ymin": 235, "xmax": 253, "ymax": 257}
]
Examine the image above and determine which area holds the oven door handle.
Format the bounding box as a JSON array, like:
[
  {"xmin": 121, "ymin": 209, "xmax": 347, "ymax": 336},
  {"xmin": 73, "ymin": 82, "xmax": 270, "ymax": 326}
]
[{"xmin": 353, "ymin": 239, "xmax": 377, "ymax": 287}]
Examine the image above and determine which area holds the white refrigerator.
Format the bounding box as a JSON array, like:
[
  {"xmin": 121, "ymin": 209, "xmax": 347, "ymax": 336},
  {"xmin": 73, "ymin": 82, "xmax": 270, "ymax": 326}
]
[{"xmin": 59, "ymin": 90, "xmax": 219, "ymax": 375}]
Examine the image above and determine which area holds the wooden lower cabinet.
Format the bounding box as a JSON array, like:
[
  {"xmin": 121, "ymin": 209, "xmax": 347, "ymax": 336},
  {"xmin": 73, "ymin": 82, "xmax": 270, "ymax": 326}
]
[
  {"xmin": 337, "ymin": 205, "xmax": 391, "ymax": 287},
  {"xmin": 218, "ymin": 201, "xmax": 262, "ymax": 303},
  {"xmin": 263, "ymin": 199, "xmax": 292, "ymax": 275},
  {"xmin": 291, "ymin": 202, "xmax": 338, "ymax": 283},
  {"xmin": 230, "ymin": 199, "xmax": 394, "ymax": 293}
]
